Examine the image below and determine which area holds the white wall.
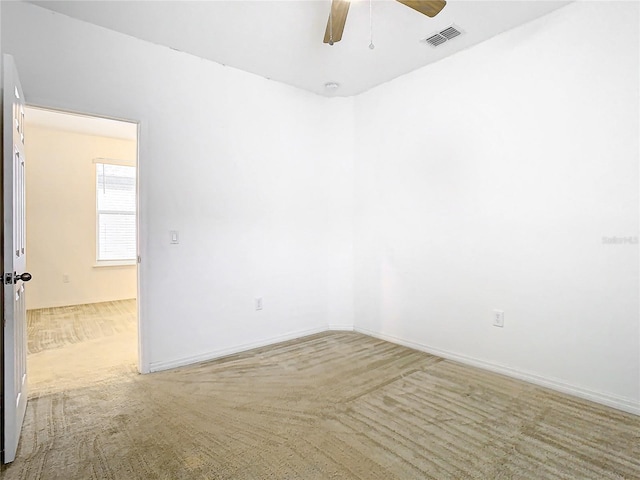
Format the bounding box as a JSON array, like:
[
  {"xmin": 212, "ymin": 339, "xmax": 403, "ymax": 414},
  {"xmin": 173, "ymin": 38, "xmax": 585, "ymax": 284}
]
[
  {"xmin": 1, "ymin": 2, "xmax": 355, "ymax": 371},
  {"xmin": 354, "ymin": 1, "xmax": 639, "ymax": 413},
  {"xmin": 24, "ymin": 124, "xmax": 137, "ymax": 309}
]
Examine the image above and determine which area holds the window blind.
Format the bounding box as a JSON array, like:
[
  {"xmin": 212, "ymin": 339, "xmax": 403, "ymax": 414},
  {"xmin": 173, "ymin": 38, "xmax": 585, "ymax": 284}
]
[{"xmin": 96, "ymin": 163, "xmax": 136, "ymax": 261}]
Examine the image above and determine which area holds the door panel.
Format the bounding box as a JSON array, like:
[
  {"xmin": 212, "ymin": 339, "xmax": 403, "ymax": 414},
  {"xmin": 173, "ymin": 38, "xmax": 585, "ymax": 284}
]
[{"xmin": 2, "ymin": 54, "xmax": 29, "ymax": 464}]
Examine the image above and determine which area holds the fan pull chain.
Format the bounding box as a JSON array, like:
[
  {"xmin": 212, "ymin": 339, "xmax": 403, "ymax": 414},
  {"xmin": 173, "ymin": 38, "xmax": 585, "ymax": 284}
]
[{"xmin": 369, "ymin": 0, "xmax": 375, "ymax": 49}]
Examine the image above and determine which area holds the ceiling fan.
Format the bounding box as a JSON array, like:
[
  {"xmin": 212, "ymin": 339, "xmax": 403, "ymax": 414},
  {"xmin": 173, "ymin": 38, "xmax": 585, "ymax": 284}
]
[{"xmin": 324, "ymin": 0, "xmax": 447, "ymax": 45}]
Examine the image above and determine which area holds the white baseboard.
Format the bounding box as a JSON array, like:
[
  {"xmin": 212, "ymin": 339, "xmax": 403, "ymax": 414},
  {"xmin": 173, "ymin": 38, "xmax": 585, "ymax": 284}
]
[
  {"xmin": 354, "ymin": 327, "xmax": 640, "ymax": 416},
  {"xmin": 328, "ymin": 324, "xmax": 354, "ymax": 331},
  {"xmin": 148, "ymin": 326, "xmax": 327, "ymax": 373}
]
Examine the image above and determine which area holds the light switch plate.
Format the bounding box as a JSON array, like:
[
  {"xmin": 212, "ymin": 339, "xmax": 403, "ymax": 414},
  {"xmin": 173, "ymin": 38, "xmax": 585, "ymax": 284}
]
[{"xmin": 493, "ymin": 310, "xmax": 504, "ymax": 327}]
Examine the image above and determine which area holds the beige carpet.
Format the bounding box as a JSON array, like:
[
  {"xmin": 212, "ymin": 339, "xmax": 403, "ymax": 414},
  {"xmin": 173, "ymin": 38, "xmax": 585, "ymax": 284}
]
[
  {"xmin": 27, "ymin": 299, "xmax": 137, "ymax": 354},
  {"xmin": 26, "ymin": 300, "xmax": 138, "ymax": 396},
  {"xmin": 3, "ymin": 312, "xmax": 639, "ymax": 479}
]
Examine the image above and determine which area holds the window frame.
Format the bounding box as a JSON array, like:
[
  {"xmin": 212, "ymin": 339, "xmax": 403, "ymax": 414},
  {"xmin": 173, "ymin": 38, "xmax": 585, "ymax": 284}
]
[{"xmin": 94, "ymin": 159, "xmax": 137, "ymax": 266}]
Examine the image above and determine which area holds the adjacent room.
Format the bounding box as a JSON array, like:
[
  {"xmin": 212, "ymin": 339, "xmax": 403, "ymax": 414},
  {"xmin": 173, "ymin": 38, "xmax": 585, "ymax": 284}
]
[
  {"xmin": 23, "ymin": 107, "xmax": 139, "ymax": 396},
  {"xmin": 1, "ymin": 0, "xmax": 638, "ymax": 478}
]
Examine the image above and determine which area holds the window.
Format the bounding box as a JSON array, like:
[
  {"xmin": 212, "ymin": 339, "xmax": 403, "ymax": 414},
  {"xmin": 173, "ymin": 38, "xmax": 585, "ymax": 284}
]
[{"xmin": 96, "ymin": 163, "xmax": 136, "ymax": 262}]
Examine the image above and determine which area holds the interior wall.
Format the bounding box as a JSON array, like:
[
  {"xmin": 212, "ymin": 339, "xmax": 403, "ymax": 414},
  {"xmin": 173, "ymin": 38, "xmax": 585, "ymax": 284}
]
[
  {"xmin": 24, "ymin": 124, "xmax": 137, "ymax": 309},
  {"xmin": 1, "ymin": 1, "xmax": 355, "ymax": 371},
  {"xmin": 353, "ymin": 1, "xmax": 639, "ymax": 412}
]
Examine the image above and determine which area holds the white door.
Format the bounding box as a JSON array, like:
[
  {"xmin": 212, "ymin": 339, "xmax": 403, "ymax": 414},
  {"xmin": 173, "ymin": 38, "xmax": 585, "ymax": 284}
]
[{"xmin": 2, "ymin": 54, "xmax": 31, "ymax": 464}]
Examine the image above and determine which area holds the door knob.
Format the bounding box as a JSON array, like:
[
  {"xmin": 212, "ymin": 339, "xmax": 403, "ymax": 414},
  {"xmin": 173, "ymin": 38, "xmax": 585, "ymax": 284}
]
[{"xmin": 14, "ymin": 272, "xmax": 32, "ymax": 283}]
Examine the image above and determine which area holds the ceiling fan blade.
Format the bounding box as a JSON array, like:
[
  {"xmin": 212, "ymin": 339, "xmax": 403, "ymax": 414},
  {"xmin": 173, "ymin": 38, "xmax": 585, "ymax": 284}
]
[
  {"xmin": 395, "ymin": 0, "xmax": 447, "ymax": 18},
  {"xmin": 323, "ymin": 0, "xmax": 351, "ymax": 45}
]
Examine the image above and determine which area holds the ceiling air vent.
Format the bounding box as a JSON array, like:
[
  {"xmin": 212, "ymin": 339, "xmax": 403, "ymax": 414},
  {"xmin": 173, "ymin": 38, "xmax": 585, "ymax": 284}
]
[
  {"xmin": 425, "ymin": 33, "xmax": 447, "ymax": 47},
  {"xmin": 423, "ymin": 25, "xmax": 463, "ymax": 47},
  {"xmin": 440, "ymin": 26, "xmax": 461, "ymax": 40}
]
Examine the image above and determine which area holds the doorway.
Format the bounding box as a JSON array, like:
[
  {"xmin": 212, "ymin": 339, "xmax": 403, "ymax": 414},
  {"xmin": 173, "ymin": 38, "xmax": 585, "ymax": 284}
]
[{"xmin": 23, "ymin": 106, "xmax": 139, "ymax": 395}]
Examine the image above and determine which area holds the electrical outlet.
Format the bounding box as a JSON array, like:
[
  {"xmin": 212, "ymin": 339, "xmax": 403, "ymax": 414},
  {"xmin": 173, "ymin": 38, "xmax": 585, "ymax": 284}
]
[
  {"xmin": 255, "ymin": 297, "xmax": 263, "ymax": 311},
  {"xmin": 62, "ymin": 274, "xmax": 70, "ymax": 283},
  {"xmin": 493, "ymin": 310, "xmax": 504, "ymax": 328}
]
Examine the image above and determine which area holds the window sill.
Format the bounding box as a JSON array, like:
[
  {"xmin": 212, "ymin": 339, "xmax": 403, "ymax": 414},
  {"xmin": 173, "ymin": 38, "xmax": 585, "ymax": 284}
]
[{"xmin": 93, "ymin": 260, "xmax": 137, "ymax": 268}]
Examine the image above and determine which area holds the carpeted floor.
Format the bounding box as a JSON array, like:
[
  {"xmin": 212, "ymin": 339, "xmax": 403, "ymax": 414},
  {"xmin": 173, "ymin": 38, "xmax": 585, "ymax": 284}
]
[
  {"xmin": 3, "ymin": 306, "xmax": 640, "ymax": 479},
  {"xmin": 27, "ymin": 299, "xmax": 137, "ymax": 355},
  {"xmin": 25, "ymin": 299, "xmax": 138, "ymax": 397}
]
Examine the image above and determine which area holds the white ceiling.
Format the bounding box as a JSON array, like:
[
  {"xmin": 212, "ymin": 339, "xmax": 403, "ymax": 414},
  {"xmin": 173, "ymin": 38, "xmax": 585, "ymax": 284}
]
[
  {"xmin": 25, "ymin": 106, "xmax": 138, "ymax": 140},
  {"xmin": 29, "ymin": 0, "xmax": 571, "ymax": 97}
]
